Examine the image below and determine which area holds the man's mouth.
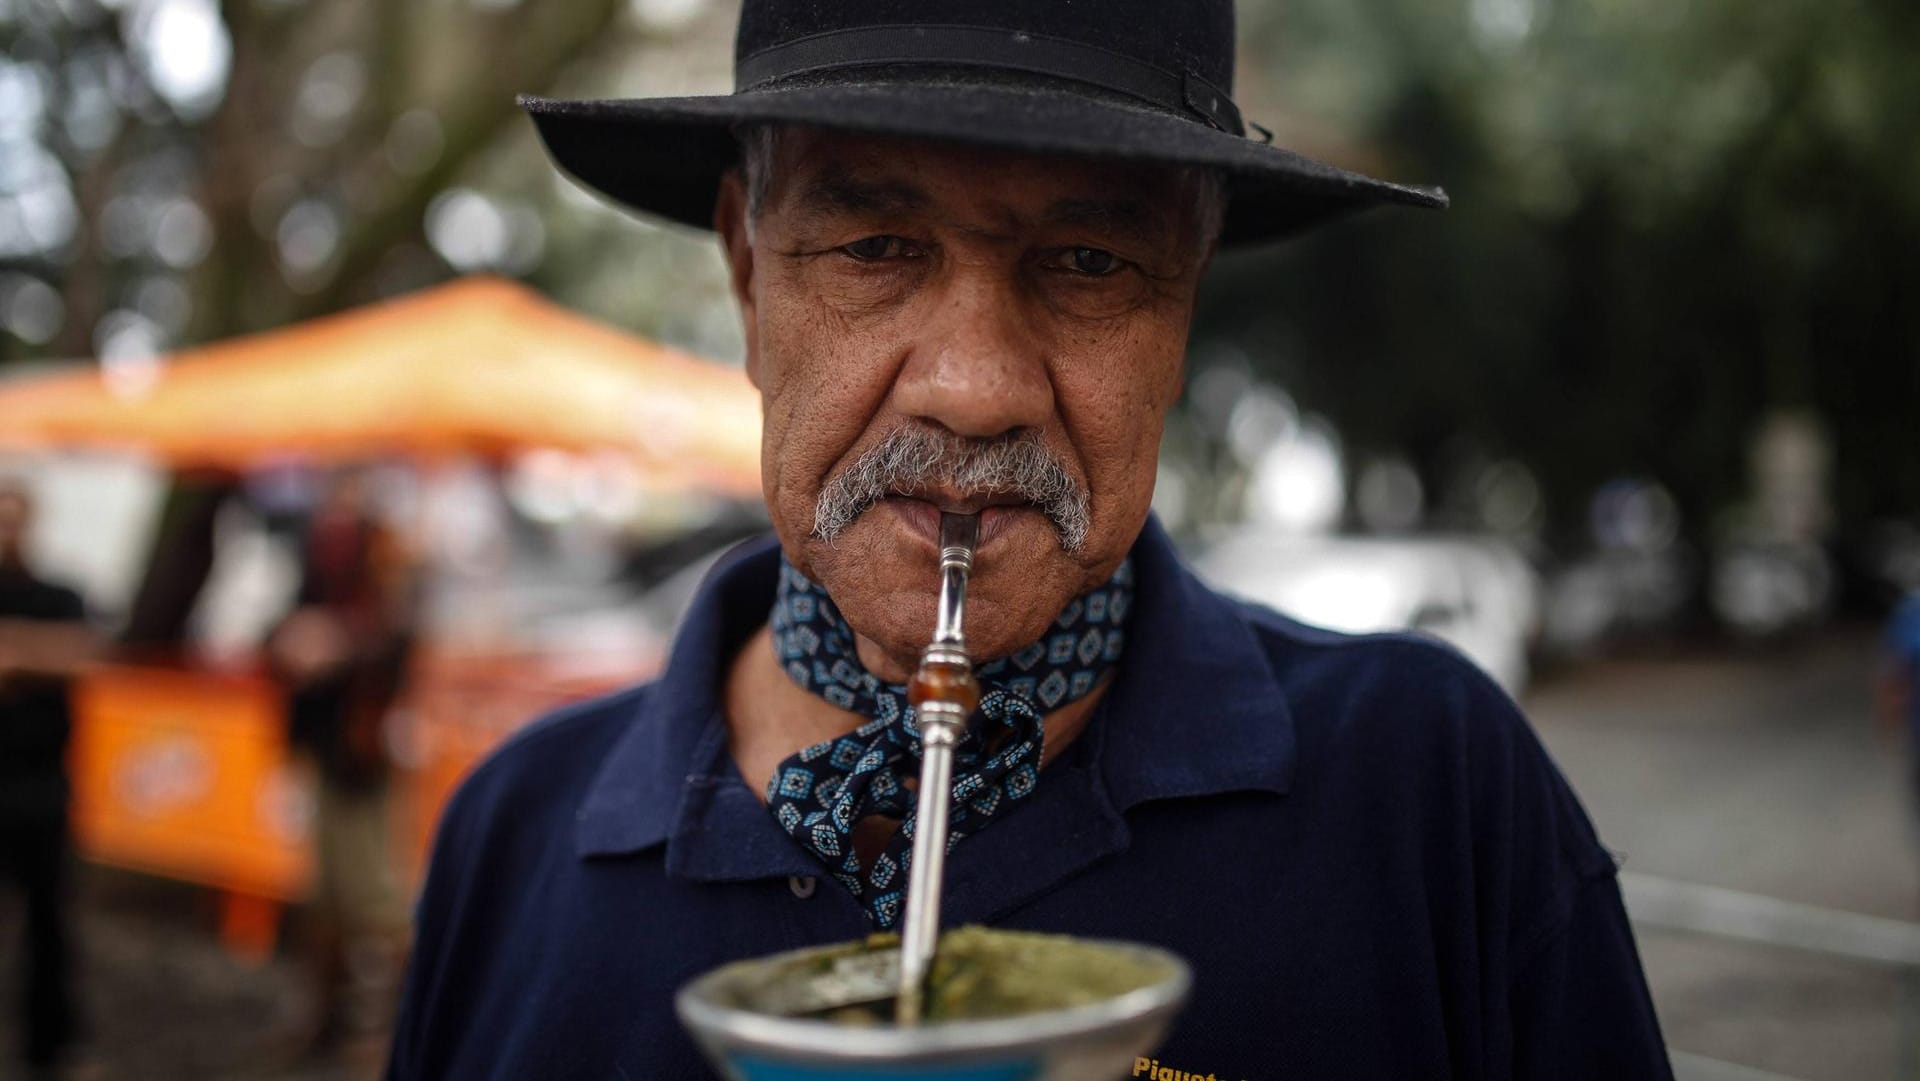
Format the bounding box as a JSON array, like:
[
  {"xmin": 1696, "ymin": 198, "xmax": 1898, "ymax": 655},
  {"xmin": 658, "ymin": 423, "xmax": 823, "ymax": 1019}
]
[
  {"xmin": 895, "ymin": 486, "xmax": 1032, "ymax": 515},
  {"xmin": 880, "ymin": 492, "xmax": 1035, "ymax": 550}
]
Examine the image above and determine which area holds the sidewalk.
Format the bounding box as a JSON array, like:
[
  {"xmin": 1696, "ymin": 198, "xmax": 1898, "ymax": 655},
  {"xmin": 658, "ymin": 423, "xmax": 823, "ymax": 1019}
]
[
  {"xmin": 1527, "ymin": 627, "xmax": 1914, "ymax": 1081},
  {"xmin": 0, "ymin": 869, "xmax": 382, "ymax": 1081}
]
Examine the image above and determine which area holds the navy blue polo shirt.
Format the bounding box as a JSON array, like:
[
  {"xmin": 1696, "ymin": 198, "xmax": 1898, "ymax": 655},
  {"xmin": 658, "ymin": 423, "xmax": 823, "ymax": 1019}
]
[{"xmin": 389, "ymin": 520, "xmax": 1671, "ymax": 1079}]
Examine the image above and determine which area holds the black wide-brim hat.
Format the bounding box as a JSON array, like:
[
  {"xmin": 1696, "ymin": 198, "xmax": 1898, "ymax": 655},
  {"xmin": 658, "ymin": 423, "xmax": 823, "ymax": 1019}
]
[{"xmin": 520, "ymin": 1, "xmax": 1447, "ymax": 246}]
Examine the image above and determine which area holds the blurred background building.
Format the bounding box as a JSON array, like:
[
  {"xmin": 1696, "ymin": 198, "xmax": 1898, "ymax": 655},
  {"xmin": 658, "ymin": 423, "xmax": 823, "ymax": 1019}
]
[{"xmin": 0, "ymin": 0, "xmax": 1916, "ymax": 1077}]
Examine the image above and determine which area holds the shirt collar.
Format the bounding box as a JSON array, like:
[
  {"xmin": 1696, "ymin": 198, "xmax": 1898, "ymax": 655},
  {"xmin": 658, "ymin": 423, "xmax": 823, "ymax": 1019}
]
[
  {"xmin": 1095, "ymin": 515, "xmax": 1297, "ymax": 809},
  {"xmin": 573, "ymin": 515, "xmax": 1296, "ymax": 868},
  {"xmin": 573, "ymin": 533, "xmax": 781, "ymax": 860}
]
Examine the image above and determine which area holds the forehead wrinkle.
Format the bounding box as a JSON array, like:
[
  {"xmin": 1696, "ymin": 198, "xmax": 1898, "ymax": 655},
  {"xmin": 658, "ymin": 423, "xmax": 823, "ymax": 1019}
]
[
  {"xmin": 1042, "ymin": 196, "xmax": 1170, "ymax": 248},
  {"xmin": 789, "ymin": 161, "xmax": 931, "ymax": 221}
]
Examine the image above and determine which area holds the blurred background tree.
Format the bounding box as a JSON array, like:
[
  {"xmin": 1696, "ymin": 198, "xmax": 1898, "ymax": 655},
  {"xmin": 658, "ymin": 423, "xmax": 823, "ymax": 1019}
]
[
  {"xmin": 2, "ymin": 0, "xmax": 1915, "ymax": 577},
  {"xmin": 0, "ymin": 0, "xmax": 742, "ymax": 366},
  {"xmin": 1199, "ymin": 0, "xmax": 1919, "ymax": 553}
]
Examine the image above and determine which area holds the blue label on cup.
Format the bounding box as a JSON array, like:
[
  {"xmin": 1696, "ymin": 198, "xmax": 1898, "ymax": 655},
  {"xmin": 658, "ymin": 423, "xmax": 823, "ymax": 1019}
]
[{"xmin": 729, "ymin": 1055, "xmax": 1042, "ymax": 1081}]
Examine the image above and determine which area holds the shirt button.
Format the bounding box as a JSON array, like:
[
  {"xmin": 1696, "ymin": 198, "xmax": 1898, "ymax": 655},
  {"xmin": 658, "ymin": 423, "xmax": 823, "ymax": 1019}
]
[{"xmin": 788, "ymin": 875, "xmax": 817, "ymax": 899}]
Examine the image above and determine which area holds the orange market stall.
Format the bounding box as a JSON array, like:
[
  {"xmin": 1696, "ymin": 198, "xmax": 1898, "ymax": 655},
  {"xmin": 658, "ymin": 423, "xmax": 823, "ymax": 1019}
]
[
  {"xmin": 0, "ymin": 276, "xmax": 763, "ymax": 955},
  {"xmin": 0, "ymin": 275, "xmax": 761, "ymax": 486}
]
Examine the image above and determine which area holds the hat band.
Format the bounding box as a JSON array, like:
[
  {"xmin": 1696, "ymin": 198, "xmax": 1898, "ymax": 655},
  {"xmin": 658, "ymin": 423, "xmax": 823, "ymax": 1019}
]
[{"xmin": 736, "ymin": 24, "xmax": 1247, "ymax": 137}]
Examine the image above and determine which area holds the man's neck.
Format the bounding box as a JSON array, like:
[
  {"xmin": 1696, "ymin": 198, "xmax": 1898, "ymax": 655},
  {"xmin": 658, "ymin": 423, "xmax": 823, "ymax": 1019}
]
[{"xmin": 722, "ymin": 623, "xmax": 1107, "ymax": 804}]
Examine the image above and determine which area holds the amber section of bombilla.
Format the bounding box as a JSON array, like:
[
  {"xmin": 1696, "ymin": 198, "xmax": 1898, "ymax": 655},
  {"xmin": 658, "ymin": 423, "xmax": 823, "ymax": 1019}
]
[{"xmin": 907, "ymin": 660, "xmax": 980, "ymax": 716}]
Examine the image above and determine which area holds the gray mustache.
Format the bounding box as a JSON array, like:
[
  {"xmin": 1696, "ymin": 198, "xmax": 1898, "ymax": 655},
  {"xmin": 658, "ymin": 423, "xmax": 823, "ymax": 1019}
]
[{"xmin": 812, "ymin": 426, "xmax": 1091, "ymax": 553}]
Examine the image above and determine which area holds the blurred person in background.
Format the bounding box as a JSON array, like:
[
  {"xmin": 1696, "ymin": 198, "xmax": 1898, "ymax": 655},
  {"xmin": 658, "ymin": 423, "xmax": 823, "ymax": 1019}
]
[
  {"xmin": 1878, "ymin": 589, "xmax": 1920, "ymax": 841},
  {"xmin": 0, "ymin": 478, "xmax": 94, "ymax": 1077},
  {"xmin": 265, "ymin": 469, "xmax": 417, "ymax": 1062}
]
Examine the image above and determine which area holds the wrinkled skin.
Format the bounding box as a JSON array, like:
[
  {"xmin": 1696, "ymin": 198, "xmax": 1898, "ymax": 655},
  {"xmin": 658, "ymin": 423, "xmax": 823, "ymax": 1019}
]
[{"xmin": 716, "ymin": 128, "xmax": 1217, "ymax": 682}]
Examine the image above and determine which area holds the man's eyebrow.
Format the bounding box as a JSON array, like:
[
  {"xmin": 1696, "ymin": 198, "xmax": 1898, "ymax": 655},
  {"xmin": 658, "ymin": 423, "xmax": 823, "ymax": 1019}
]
[
  {"xmin": 792, "ymin": 166, "xmax": 931, "ymax": 218},
  {"xmin": 1041, "ymin": 196, "xmax": 1171, "ymax": 246}
]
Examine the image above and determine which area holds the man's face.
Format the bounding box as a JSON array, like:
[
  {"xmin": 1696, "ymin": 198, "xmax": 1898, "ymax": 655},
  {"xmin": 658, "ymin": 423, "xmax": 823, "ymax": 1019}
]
[
  {"xmin": 716, "ymin": 128, "xmax": 1216, "ymax": 673},
  {"xmin": 0, "ymin": 489, "xmax": 28, "ymax": 565}
]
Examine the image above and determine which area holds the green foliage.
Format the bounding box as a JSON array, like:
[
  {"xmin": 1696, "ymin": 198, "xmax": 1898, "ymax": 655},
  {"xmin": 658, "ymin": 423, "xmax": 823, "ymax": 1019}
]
[
  {"xmin": 0, "ymin": 0, "xmax": 719, "ymax": 363},
  {"xmin": 1202, "ymin": 0, "xmax": 1920, "ymax": 539}
]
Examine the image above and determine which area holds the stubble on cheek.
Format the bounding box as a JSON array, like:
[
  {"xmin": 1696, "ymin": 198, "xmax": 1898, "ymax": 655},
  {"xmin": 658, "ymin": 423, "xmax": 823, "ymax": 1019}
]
[
  {"xmin": 752, "ymin": 276, "xmax": 908, "ymax": 576},
  {"xmin": 1045, "ymin": 310, "xmax": 1186, "ymax": 587}
]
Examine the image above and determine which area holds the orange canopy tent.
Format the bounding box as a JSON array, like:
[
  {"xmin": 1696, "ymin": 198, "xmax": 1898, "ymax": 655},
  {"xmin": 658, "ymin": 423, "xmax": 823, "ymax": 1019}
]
[
  {"xmin": 13, "ymin": 279, "xmax": 764, "ymax": 940},
  {"xmin": 0, "ymin": 276, "xmax": 763, "ymax": 497}
]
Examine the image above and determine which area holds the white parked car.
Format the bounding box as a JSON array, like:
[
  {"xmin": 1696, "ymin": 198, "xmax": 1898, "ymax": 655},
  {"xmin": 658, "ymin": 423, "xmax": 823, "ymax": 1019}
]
[{"xmin": 1192, "ymin": 531, "xmax": 1542, "ymax": 693}]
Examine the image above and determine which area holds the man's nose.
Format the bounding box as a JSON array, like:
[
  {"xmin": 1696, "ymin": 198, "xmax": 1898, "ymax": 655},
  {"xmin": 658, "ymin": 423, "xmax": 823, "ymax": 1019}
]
[{"xmin": 890, "ymin": 271, "xmax": 1054, "ymax": 439}]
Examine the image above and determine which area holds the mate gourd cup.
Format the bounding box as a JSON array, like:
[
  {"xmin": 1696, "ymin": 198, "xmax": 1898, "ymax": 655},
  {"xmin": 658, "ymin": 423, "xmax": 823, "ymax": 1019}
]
[{"xmin": 676, "ymin": 935, "xmax": 1191, "ymax": 1081}]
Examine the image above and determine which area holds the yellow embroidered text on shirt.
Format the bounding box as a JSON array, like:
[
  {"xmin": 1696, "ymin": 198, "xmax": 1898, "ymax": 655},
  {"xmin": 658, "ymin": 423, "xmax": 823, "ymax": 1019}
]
[{"xmin": 1133, "ymin": 1057, "xmax": 1234, "ymax": 1081}]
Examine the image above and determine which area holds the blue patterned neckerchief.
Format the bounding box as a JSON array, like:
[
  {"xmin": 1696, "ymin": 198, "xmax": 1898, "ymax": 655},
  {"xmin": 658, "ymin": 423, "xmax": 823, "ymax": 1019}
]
[{"xmin": 765, "ymin": 556, "xmax": 1132, "ymax": 928}]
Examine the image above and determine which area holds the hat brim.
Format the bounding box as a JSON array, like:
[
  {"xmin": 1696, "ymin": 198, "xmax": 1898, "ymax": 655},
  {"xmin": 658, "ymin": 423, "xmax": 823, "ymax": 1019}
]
[{"xmin": 520, "ymin": 77, "xmax": 1446, "ymax": 246}]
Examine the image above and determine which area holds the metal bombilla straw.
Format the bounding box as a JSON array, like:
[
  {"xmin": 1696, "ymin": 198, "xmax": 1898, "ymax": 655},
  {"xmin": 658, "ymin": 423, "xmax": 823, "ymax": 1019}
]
[{"xmin": 896, "ymin": 512, "xmax": 981, "ymax": 1024}]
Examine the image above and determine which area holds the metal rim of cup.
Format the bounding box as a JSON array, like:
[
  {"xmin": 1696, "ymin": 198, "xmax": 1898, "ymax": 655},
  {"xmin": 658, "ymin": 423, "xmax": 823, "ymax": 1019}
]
[{"xmin": 674, "ymin": 938, "xmax": 1193, "ymax": 1062}]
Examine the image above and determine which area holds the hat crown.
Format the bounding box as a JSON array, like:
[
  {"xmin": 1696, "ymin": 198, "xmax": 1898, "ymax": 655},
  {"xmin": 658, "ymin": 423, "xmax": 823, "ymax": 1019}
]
[{"xmin": 734, "ymin": 0, "xmax": 1237, "ymax": 98}]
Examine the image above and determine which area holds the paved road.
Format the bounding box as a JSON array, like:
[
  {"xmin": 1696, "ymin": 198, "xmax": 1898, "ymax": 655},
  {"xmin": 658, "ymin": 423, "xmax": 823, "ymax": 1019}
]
[{"xmin": 1525, "ymin": 627, "xmax": 1916, "ymax": 1081}]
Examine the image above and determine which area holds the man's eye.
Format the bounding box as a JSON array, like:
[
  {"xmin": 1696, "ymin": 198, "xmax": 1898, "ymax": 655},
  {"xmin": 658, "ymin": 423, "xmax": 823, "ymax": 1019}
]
[
  {"xmin": 840, "ymin": 236, "xmax": 915, "ymax": 261},
  {"xmin": 1051, "ymin": 247, "xmax": 1125, "ymax": 276}
]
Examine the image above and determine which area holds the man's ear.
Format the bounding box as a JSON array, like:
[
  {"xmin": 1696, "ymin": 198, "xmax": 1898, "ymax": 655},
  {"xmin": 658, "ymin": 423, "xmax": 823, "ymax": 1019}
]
[{"xmin": 714, "ymin": 169, "xmax": 761, "ymax": 388}]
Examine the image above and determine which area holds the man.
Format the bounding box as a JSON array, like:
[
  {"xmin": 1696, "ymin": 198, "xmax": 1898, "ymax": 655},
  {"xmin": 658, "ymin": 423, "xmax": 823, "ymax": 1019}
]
[
  {"xmin": 0, "ymin": 479, "xmax": 92, "ymax": 1075},
  {"xmin": 268, "ymin": 470, "xmax": 417, "ymax": 1060},
  {"xmin": 392, "ymin": 2, "xmax": 1672, "ymax": 1076}
]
